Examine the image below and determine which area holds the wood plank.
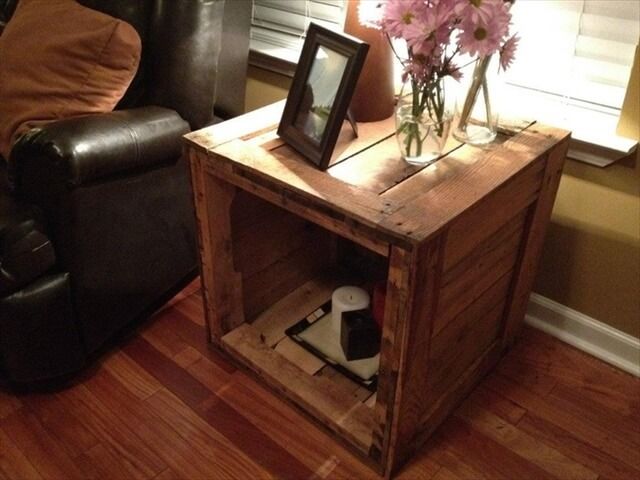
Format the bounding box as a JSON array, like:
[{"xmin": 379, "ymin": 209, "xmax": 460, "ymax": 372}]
[
  {"xmin": 437, "ymin": 416, "xmax": 556, "ymax": 480},
  {"xmin": 412, "ymin": 342, "xmax": 504, "ymax": 469},
  {"xmin": 443, "ymin": 208, "xmax": 528, "ymax": 281},
  {"xmin": 241, "ymin": 232, "xmax": 333, "ymax": 321},
  {"xmin": 427, "ymin": 301, "xmax": 505, "ymax": 402},
  {"xmin": 484, "ymin": 373, "xmax": 640, "ymax": 472},
  {"xmin": 507, "ymin": 327, "xmax": 640, "ymax": 414},
  {"xmin": 222, "ymin": 323, "xmax": 375, "ymax": 453},
  {"xmin": 208, "ymin": 140, "xmax": 407, "ymax": 249},
  {"xmin": 204, "ymin": 158, "xmax": 393, "ymax": 256},
  {"xmin": 442, "ymin": 162, "xmax": 542, "ymax": 271},
  {"xmin": 56, "ymin": 384, "xmax": 167, "ymax": 480},
  {"xmin": 0, "ymin": 411, "xmax": 83, "ymax": 479},
  {"xmin": 0, "ymin": 426, "xmax": 42, "ymax": 480},
  {"xmin": 21, "ymin": 393, "xmax": 99, "ymax": 459},
  {"xmin": 274, "ymin": 337, "xmax": 325, "ymax": 376},
  {"xmin": 392, "ymin": 237, "xmax": 445, "ymax": 473},
  {"xmin": 463, "ymin": 385, "xmax": 527, "ymax": 425},
  {"xmin": 433, "ymin": 270, "xmax": 512, "ymax": 337},
  {"xmin": 183, "ymin": 100, "xmax": 285, "ymax": 152},
  {"xmin": 231, "ymin": 196, "xmax": 324, "ymax": 278},
  {"xmin": 218, "ymin": 372, "xmax": 375, "ymax": 479},
  {"xmin": 251, "ymin": 273, "xmax": 340, "ymax": 347},
  {"xmin": 437, "ymin": 216, "xmax": 524, "ymax": 325},
  {"xmin": 371, "ymin": 246, "xmax": 414, "ymax": 468},
  {"xmin": 102, "ymin": 351, "xmax": 163, "ymax": 400},
  {"xmin": 125, "ymin": 336, "xmax": 310, "ymax": 480},
  {"xmin": 86, "ymin": 374, "xmax": 272, "ymax": 480},
  {"xmin": 456, "ymin": 400, "xmax": 599, "ymax": 480},
  {"xmin": 518, "ymin": 412, "xmax": 640, "ymax": 480},
  {"xmin": 75, "ymin": 443, "xmax": 145, "ymax": 480},
  {"xmin": 382, "ymin": 125, "xmax": 569, "ymax": 244},
  {"xmin": 315, "ymin": 366, "xmax": 373, "ymax": 404},
  {"xmin": 501, "ymin": 136, "xmax": 570, "ymax": 346}
]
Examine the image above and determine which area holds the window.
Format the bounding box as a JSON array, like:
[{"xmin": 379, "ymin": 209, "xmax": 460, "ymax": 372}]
[
  {"xmin": 250, "ymin": 0, "xmax": 347, "ymax": 74},
  {"xmin": 502, "ymin": 0, "xmax": 639, "ymax": 163},
  {"xmin": 249, "ymin": 0, "xmax": 638, "ymax": 164}
]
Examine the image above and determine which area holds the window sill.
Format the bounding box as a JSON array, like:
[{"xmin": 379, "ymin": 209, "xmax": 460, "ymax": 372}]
[
  {"xmin": 249, "ymin": 49, "xmax": 297, "ymax": 78},
  {"xmin": 501, "ymin": 84, "xmax": 637, "ymax": 168}
]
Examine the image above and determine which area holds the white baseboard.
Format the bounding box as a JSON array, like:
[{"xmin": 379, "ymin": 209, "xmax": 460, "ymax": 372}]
[{"xmin": 525, "ymin": 293, "xmax": 640, "ymax": 377}]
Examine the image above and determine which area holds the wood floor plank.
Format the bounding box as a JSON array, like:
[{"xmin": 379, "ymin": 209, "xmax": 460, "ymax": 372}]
[
  {"xmin": 75, "ymin": 443, "xmax": 146, "ymax": 480},
  {"xmin": 437, "ymin": 415, "xmax": 557, "ymax": 480},
  {"xmin": 198, "ymin": 394, "xmax": 313, "ymax": 480},
  {"xmin": 57, "ymin": 384, "xmax": 167, "ymax": 480},
  {"xmin": 508, "ymin": 327, "xmax": 639, "ymax": 411},
  {"xmin": 0, "ymin": 408, "xmax": 85, "ymax": 479},
  {"xmin": 484, "ymin": 372, "xmax": 640, "ymax": 472},
  {"xmin": 217, "ymin": 372, "xmax": 375, "ymax": 479},
  {"xmin": 102, "ymin": 350, "xmax": 163, "ymax": 400},
  {"xmin": 122, "ymin": 336, "xmax": 212, "ymax": 409},
  {"xmin": 20, "ymin": 393, "xmax": 99, "ymax": 458},
  {"xmin": 86, "ymin": 368, "xmax": 271, "ymax": 480},
  {"xmin": 156, "ymin": 307, "xmax": 237, "ymax": 375},
  {"xmin": 0, "ymin": 426, "xmax": 42, "ymax": 480},
  {"xmin": 455, "ymin": 399, "xmax": 598, "ymax": 480},
  {"xmin": 518, "ymin": 412, "xmax": 640, "ymax": 480},
  {"xmin": 0, "ymin": 282, "xmax": 637, "ymax": 480},
  {"xmin": 145, "ymin": 389, "xmax": 273, "ymax": 480},
  {"xmin": 463, "ymin": 384, "xmax": 527, "ymax": 425},
  {"xmin": 548, "ymin": 382, "xmax": 640, "ymax": 448},
  {"xmin": 124, "ymin": 333, "xmax": 311, "ymax": 479}
]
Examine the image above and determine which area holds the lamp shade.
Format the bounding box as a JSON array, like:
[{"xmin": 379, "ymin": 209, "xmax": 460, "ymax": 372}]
[{"xmin": 343, "ymin": 0, "xmax": 395, "ymax": 122}]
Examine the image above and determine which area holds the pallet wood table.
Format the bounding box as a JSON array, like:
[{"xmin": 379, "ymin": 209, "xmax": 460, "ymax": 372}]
[{"xmin": 184, "ymin": 100, "xmax": 570, "ymax": 477}]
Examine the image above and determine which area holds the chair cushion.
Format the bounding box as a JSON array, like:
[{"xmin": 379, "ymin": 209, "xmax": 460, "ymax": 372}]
[{"xmin": 0, "ymin": 0, "xmax": 141, "ymax": 160}]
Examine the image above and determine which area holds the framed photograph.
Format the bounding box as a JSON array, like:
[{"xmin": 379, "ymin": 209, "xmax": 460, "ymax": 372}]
[{"xmin": 277, "ymin": 23, "xmax": 369, "ymax": 170}]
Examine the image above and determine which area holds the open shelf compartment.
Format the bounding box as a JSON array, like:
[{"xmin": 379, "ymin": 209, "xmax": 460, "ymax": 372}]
[{"xmin": 209, "ymin": 189, "xmax": 389, "ymax": 459}]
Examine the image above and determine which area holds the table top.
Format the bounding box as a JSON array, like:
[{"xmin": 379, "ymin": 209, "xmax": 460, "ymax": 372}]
[{"xmin": 185, "ymin": 100, "xmax": 570, "ymax": 248}]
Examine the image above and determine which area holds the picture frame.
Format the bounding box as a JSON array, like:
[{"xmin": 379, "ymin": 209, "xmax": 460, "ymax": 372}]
[{"xmin": 277, "ymin": 23, "xmax": 369, "ymax": 170}]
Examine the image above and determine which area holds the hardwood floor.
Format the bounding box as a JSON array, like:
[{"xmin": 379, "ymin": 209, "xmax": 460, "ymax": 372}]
[{"xmin": 1, "ymin": 281, "xmax": 638, "ymax": 479}]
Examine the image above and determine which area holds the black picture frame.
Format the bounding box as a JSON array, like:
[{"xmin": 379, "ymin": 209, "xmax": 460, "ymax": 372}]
[{"xmin": 277, "ymin": 23, "xmax": 369, "ymax": 170}]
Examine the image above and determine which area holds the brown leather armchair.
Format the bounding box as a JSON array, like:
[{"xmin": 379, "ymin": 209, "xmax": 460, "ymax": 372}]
[{"xmin": 0, "ymin": 0, "xmax": 250, "ymax": 383}]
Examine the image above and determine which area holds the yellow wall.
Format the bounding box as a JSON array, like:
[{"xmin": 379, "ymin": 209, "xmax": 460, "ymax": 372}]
[
  {"xmin": 534, "ymin": 154, "xmax": 639, "ymax": 337},
  {"xmin": 245, "ymin": 66, "xmax": 291, "ymax": 112},
  {"xmin": 245, "ymin": 64, "xmax": 640, "ymax": 338}
]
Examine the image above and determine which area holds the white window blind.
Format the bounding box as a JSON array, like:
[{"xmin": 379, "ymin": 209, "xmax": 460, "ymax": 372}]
[
  {"xmin": 250, "ymin": 0, "xmax": 347, "ymax": 66},
  {"xmin": 506, "ymin": 0, "xmax": 638, "ymax": 110},
  {"xmin": 502, "ymin": 0, "xmax": 639, "ymax": 157}
]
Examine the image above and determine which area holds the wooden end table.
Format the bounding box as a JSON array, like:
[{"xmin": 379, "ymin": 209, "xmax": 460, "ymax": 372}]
[{"xmin": 184, "ymin": 100, "xmax": 570, "ymax": 477}]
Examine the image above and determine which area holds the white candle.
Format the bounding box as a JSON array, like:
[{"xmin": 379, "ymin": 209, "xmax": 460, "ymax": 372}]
[{"xmin": 331, "ymin": 286, "xmax": 370, "ymax": 333}]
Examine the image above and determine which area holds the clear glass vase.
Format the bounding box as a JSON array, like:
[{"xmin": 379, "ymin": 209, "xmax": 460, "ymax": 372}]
[
  {"xmin": 395, "ymin": 81, "xmax": 453, "ymax": 166},
  {"xmin": 453, "ymin": 55, "xmax": 499, "ymax": 145}
]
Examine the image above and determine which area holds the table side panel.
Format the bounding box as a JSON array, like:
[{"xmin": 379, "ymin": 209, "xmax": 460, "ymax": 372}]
[
  {"xmin": 501, "ymin": 135, "xmax": 570, "ymax": 346},
  {"xmin": 189, "ymin": 150, "xmax": 244, "ymax": 340}
]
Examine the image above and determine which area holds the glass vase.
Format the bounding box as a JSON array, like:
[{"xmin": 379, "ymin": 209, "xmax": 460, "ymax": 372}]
[
  {"xmin": 395, "ymin": 80, "xmax": 452, "ymax": 166},
  {"xmin": 453, "ymin": 55, "xmax": 499, "ymax": 145}
]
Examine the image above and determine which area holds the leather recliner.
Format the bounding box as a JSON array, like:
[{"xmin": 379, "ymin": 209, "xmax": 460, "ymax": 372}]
[{"xmin": 0, "ymin": 0, "xmax": 251, "ymax": 383}]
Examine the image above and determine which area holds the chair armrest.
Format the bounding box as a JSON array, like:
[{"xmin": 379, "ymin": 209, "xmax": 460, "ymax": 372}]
[
  {"xmin": 9, "ymin": 106, "xmax": 190, "ymax": 188},
  {"xmin": 0, "ymin": 194, "xmax": 55, "ymax": 296}
]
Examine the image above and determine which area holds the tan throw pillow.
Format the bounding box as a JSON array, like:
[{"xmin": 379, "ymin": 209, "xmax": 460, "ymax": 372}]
[{"xmin": 0, "ymin": 0, "xmax": 141, "ymax": 160}]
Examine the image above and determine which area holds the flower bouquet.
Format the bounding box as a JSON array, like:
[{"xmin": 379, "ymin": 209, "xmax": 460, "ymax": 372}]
[{"xmin": 374, "ymin": 0, "xmax": 519, "ymax": 163}]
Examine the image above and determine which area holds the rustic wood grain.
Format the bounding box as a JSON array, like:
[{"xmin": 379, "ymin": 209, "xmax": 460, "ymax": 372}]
[
  {"xmin": 0, "ymin": 287, "xmax": 638, "ymax": 479},
  {"xmin": 222, "ymin": 323, "xmax": 375, "ymax": 453}
]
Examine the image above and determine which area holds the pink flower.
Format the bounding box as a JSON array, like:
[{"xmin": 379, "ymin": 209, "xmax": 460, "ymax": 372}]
[
  {"xmin": 381, "ymin": 0, "xmax": 424, "ymax": 37},
  {"xmin": 457, "ymin": 3, "xmax": 510, "ymax": 57},
  {"xmin": 499, "ymin": 34, "xmax": 519, "ymax": 70},
  {"xmin": 454, "ymin": 0, "xmax": 505, "ymax": 25}
]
